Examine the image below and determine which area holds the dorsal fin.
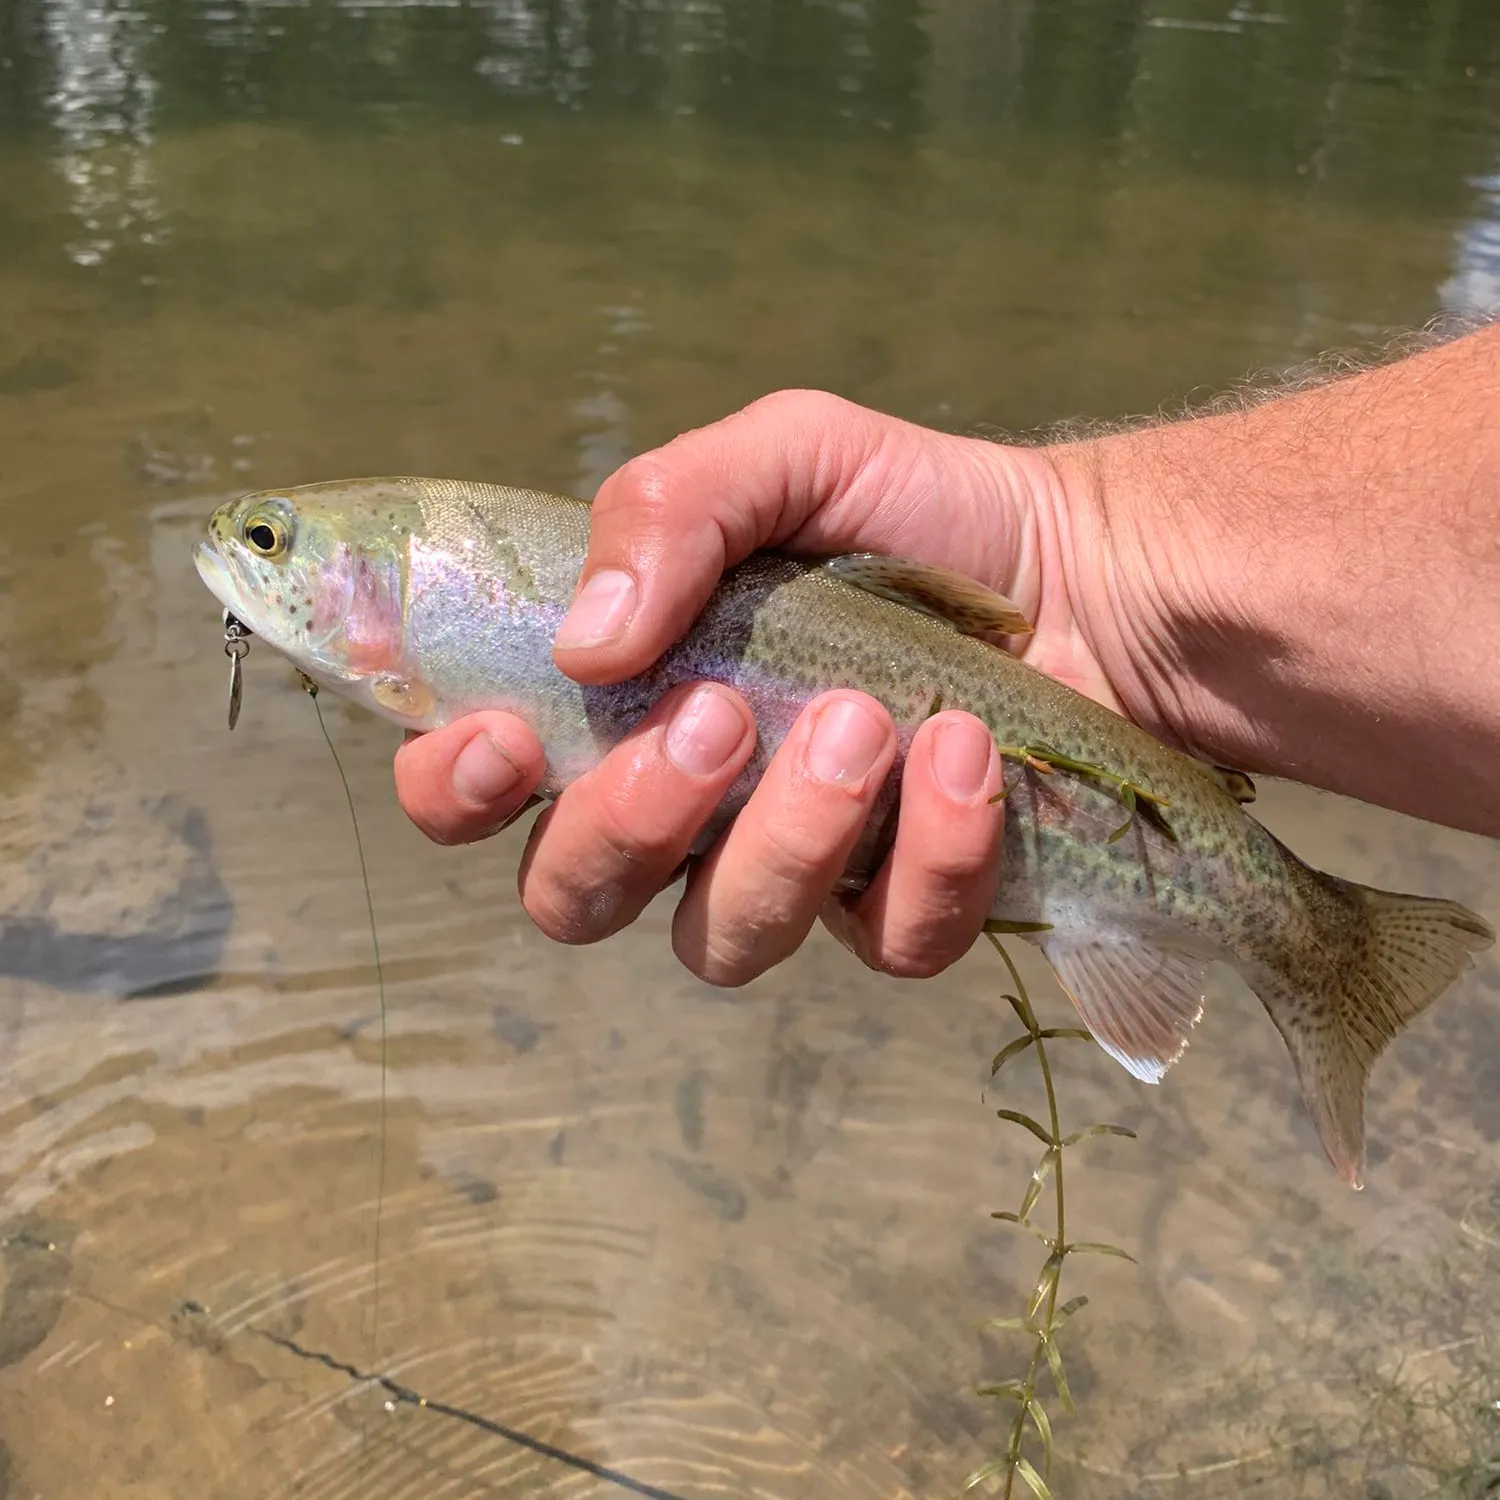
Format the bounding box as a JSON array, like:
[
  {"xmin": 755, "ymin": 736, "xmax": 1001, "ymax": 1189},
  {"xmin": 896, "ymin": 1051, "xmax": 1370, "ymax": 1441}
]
[{"xmin": 821, "ymin": 553, "xmax": 1033, "ymax": 645}]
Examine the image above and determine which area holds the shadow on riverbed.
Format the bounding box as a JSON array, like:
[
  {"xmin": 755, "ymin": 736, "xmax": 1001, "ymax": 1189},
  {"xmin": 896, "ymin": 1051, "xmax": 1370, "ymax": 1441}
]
[{"xmin": 0, "ymin": 792, "xmax": 231, "ymax": 998}]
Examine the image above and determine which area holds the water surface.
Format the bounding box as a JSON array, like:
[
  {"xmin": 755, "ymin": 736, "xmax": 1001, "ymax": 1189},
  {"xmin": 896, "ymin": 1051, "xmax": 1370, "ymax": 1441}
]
[{"xmin": 2, "ymin": 1, "xmax": 1499, "ymax": 1495}]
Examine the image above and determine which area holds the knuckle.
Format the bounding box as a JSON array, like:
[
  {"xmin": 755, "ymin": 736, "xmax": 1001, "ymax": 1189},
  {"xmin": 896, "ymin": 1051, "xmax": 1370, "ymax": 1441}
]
[
  {"xmin": 869, "ymin": 880, "xmax": 988, "ymax": 977},
  {"xmin": 603, "ymin": 454, "xmax": 677, "ymax": 523},
  {"xmin": 917, "ymin": 842, "xmax": 998, "ymax": 887},
  {"xmin": 673, "ymin": 889, "xmax": 791, "ymax": 989},
  {"xmin": 703, "ymin": 883, "xmax": 813, "ymax": 983},
  {"xmin": 404, "ymin": 800, "xmax": 478, "ymax": 847},
  {"xmin": 742, "ymin": 387, "xmax": 847, "ymax": 427},
  {"xmin": 521, "ymin": 875, "xmax": 623, "ymax": 946},
  {"xmin": 518, "ymin": 773, "xmax": 696, "ymax": 945},
  {"xmin": 753, "ymin": 810, "xmax": 842, "ymax": 887},
  {"xmin": 689, "ymin": 930, "xmax": 766, "ymax": 989},
  {"xmin": 827, "ymin": 903, "xmax": 922, "ymax": 981},
  {"xmin": 516, "ymin": 812, "xmax": 622, "ymax": 945},
  {"xmin": 584, "ymin": 780, "xmax": 690, "ymax": 869},
  {"xmin": 856, "ymin": 912, "xmax": 965, "ymax": 977},
  {"xmin": 868, "ymin": 938, "xmax": 960, "ymax": 981}
]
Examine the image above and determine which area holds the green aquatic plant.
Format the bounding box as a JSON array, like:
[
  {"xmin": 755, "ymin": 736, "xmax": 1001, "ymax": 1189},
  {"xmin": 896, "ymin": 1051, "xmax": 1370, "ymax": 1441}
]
[
  {"xmin": 1280, "ymin": 1185, "xmax": 1500, "ymax": 1500},
  {"xmin": 988, "ymin": 738, "xmax": 1175, "ymax": 844},
  {"xmin": 963, "ymin": 935, "xmax": 1138, "ymax": 1500},
  {"xmin": 1094, "ymin": 1187, "xmax": 1500, "ymax": 1499}
]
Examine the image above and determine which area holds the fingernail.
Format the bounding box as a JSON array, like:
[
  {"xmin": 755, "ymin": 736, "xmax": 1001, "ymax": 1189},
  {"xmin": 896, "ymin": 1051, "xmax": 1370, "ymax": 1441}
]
[
  {"xmin": 806, "ymin": 698, "xmax": 888, "ymax": 786},
  {"xmin": 452, "ymin": 732, "xmax": 522, "ymax": 805},
  {"xmin": 665, "ymin": 686, "xmax": 747, "ymax": 777},
  {"xmin": 931, "ymin": 719, "xmax": 995, "ymax": 802},
  {"xmin": 555, "ymin": 569, "xmax": 637, "ymax": 650}
]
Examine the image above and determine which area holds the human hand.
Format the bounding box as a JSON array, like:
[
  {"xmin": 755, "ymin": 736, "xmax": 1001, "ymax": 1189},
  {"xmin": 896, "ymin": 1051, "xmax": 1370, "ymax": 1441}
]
[{"xmin": 394, "ymin": 390, "xmax": 1152, "ymax": 984}]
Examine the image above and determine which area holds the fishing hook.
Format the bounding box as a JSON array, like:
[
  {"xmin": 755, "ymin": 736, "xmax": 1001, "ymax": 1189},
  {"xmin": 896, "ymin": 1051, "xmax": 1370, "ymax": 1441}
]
[{"xmin": 223, "ymin": 608, "xmax": 252, "ymax": 730}]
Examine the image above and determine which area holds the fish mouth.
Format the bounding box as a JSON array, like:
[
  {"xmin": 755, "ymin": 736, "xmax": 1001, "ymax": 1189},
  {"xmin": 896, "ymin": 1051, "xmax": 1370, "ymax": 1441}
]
[
  {"xmin": 193, "ymin": 540, "xmax": 250, "ymax": 621},
  {"xmin": 192, "ymin": 533, "xmax": 354, "ymax": 686},
  {"xmin": 193, "ymin": 539, "xmax": 279, "ymax": 651}
]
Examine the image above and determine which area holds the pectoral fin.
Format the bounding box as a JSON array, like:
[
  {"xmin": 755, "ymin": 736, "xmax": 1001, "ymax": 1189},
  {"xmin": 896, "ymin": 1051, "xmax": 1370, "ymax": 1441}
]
[
  {"xmin": 1041, "ymin": 935, "xmax": 1211, "ymax": 1084},
  {"xmin": 371, "ymin": 673, "xmax": 435, "ymax": 719},
  {"xmin": 822, "ymin": 553, "xmax": 1033, "ymax": 645}
]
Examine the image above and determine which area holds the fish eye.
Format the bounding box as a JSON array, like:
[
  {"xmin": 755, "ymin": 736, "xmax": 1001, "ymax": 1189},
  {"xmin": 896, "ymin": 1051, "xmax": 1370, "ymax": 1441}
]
[{"xmin": 242, "ymin": 507, "xmax": 290, "ymax": 558}]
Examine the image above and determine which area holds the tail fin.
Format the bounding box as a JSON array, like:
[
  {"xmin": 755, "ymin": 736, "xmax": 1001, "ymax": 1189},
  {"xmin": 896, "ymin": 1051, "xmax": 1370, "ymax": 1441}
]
[{"xmin": 1267, "ymin": 888, "xmax": 1493, "ymax": 1190}]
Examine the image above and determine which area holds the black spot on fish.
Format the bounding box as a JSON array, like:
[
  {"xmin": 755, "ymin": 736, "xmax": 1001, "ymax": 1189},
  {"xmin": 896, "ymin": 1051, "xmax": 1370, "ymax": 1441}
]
[{"xmin": 547, "ymin": 1129, "xmax": 567, "ymax": 1164}]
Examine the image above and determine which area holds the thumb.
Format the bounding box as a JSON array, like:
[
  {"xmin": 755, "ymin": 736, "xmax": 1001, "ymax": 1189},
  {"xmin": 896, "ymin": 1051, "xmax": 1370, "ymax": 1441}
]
[{"xmin": 551, "ymin": 389, "xmax": 1000, "ymax": 685}]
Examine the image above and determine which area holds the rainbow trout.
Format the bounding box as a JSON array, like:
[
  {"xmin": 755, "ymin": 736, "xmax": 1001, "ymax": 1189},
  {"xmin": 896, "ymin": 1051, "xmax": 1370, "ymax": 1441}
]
[{"xmin": 194, "ymin": 477, "xmax": 1493, "ymax": 1188}]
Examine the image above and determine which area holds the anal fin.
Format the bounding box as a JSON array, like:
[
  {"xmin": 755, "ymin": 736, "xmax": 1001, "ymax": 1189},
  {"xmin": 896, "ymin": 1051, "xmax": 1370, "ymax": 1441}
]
[
  {"xmin": 822, "ymin": 553, "xmax": 1032, "ymax": 645},
  {"xmin": 1041, "ymin": 935, "xmax": 1211, "ymax": 1084}
]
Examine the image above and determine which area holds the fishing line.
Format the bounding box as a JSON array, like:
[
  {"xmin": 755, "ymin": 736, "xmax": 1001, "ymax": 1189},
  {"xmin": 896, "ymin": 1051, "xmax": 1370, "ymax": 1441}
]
[
  {"xmin": 268, "ymin": 699, "xmax": 688, "ymax": 1500},
  {"xmin": 255, "ymin": 1328, "xmax": 691, "ymax": 1500},
  {"xmin": 306, "ymin": 683, "xmax": 388, "ymax": 1375}
]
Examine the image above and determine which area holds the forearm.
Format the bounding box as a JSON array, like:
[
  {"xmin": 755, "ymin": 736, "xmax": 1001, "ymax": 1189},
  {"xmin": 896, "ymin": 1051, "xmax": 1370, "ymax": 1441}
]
[{"xmin": 1048, "ymin": 322, "xmax": 1500, "ymax": 835}]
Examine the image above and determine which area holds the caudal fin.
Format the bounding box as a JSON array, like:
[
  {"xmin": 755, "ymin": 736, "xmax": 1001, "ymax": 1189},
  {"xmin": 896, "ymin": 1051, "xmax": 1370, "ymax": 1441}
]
[{"xmin": 1268, "ymin": 887, "xmax": 1493, "ymax": 1190}]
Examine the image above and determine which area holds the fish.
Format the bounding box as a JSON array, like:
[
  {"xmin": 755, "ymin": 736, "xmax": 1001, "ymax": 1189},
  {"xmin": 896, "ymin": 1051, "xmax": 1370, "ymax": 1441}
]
[{"xmin": 193, "ymin": 476, "xmax": 1494, "ymax": 1189}]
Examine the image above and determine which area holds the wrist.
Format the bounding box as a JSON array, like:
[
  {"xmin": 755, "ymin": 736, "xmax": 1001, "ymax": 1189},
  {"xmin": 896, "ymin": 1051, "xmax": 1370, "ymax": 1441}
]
[
  {"xmin": 986, "ymin": 324, "xmax": 1500, "ymax": 834},
  {"xmin": 1037, "ymin": 426, "xmax": 1244, "ymax": 760},
  {"xmin": 1042, "ymin": 406, "xmax": 1372, "ymax": 790}
]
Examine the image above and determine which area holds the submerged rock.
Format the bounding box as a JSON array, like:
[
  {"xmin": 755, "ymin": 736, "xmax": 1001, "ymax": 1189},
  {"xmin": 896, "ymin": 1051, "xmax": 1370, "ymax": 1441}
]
[{"xmin": 0, "ymin": 769, "xmax": 231, "ymax": 998}]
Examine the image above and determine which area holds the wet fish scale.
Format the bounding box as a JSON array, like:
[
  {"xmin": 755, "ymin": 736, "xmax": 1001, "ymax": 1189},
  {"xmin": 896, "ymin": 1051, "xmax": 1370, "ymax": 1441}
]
[{"xmin": 193, "ymin": 476, "xmax": 1494, "ymax": 1188}]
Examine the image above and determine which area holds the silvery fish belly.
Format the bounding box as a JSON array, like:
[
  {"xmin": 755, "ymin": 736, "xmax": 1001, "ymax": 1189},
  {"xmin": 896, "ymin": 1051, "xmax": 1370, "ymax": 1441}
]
[{"xmin": 194, "ymin": 476, "xmax": 1494, "ymax": 1189}]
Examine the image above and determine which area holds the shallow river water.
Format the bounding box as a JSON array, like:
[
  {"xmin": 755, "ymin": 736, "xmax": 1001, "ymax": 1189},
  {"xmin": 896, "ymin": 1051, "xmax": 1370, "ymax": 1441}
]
[{"xmin": 1, "ymin": 1, "xmax": 1499, "ymax": 1496}]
